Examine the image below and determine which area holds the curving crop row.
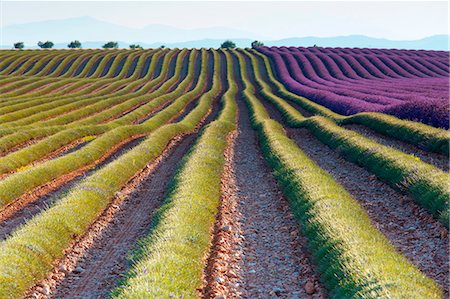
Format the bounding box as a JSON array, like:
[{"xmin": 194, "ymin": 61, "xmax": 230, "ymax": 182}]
[
  {"xmin": 0, "ymin": 49, "xmax": 217, "ymax": 209},
  {"xmin": 0, "ymin": 49, "xmax": 224, "ymax": 299},
  {"xmin": 0, "ymin": 50, "xmax": 173, "ymax": 133},
  {"xmin": 235, "ymin": 49, "xmax": 442, "ymax": 298},
  {"xmin": 258, "ymin": 47, "xmax": 449, "ymax": 128},
  {"xmin": 111, "ymin": 49, "xmax": 236, "ymax": 298},
  {"xmin": 249, "ymin": 49, "xmax": 450, "ymax": 155},
  {"xmin": 0, "ymin": 50, "xmax": 187, "ymax": 128},
  {"xmin": 0, "ymin": 52, "xmax": 199, "ymax": 159},
  {"xmin": 243, "ymin": 49, "xmax": 449, "ymax": 225},
  {"xmin": 0, "ymin": 49, "xmax": 200, "ymax": 160}
]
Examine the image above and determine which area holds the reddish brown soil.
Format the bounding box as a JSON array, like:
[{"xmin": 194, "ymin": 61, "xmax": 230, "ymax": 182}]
[
  {"xmin": 0, "ymin": 135, "xmax": 146, "ymax": 229},
  {"xmin": 345, "ymin": 124, "xmax": 449, "ymax": 171},
  {"xmin": 26, "ymin": 84, "xmax": 223, "ymax": 298},
  {"xmin": 203, "ymin": 56, "xmax": 325, "ymax": 297},
  {"xmin": 0, "ymin": 137, "xmax": 43, "ymax": 158},
  {"xmin": 42, "ymin": 133, "xmax": 196, "ymax": 299},
  {"xmin": 0, "ymin": 138, "xmax": 90, "ymax": 181},
  {"xmin": 0, "ymin": 137, "xmax": 144, "ymax": 241},
  {"xmin": 99, "ymin": 102, "xmax": 149, "ymax": 124},
  {"xmin": 262, "ymin": 95, "xmax": 449, "ymax": 295}
]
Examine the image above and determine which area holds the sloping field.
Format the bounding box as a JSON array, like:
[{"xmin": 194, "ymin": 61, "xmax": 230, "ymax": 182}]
[
  {"xmin": 260, "ymin": 47, "xmax": 449, "ymax": 128},
  {"xmin": 0, "ymin": 47, "xmax": 448, "ymax": 299}
]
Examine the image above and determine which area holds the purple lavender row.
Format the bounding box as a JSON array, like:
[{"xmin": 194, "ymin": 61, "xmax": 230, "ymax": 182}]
[
  {"xmin": 290, "ymin": 51, "xmax": 447, "ymax": 100},
  {"xmin": 272, "ymin": 49, "xmax": 448, "ymax": 106},
  {"xmin": 279, "ymin": 46, "xmax": 449, "ymax": 60},
  {"xmin": 259, "ymin": 47, "xmax": 449, "ymax": 128}
]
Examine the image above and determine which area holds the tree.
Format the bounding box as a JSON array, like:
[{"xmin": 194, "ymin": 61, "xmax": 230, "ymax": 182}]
[
  {"xmin": 37, "ymin": 41, "xmax": 54, "ymax": 49},
  {"xmin": 251, "ymin": 40, "xmax": 264, "ymax": 48},
  {"xmin": 160, "ymin": 45, "xmax": 166, "ymax": 49},
  {"xmin": 102, "ymin": 41, "xmax": 119, "ymax": 49},
  {"xmin": 13, "ymin": 42, "xmax": 24, "ymax": 50},
  {"xmin": 68, "ymin": 40, "xmax": 82, "ymax": 49},
  {"xmin": 220, "ymin": 40, "xmax": 236, "ymax": 49},
  {"xmin": 129, "ymin": 44, "xmax": 143, "ymax": 49}
]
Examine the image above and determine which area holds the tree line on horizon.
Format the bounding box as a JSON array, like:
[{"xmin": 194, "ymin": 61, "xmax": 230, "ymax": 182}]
[{"xmin": 11, "ymin": 40, "xmax": 265, "ymax": 50}]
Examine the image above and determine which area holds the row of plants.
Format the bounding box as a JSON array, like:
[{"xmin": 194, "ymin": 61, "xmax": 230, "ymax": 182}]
[
  {"xmin": 235, "ymin": 49, "xmax": 442, "ymax": 298},
  {"xmin": 1, "ymin": 49, "xmax": 160, "ymax": 110},
  {"xmin": 0, "ymin": 50, "xmax": 113, "ymax": 99},
  {"xmin": 112, "ymin": 49, "xmax": 236, "ymax": 298},
  {"xmin": 3, "ymin": 50, "xmax": 164, "ymax": 111},
  {"xmin": 0, "ymin": 49, "xmax": 199, "ymax": 156},
  {"xmin": 6, "ymin": 50, "xmax": 145, "ymax": 100},
  {"xmin": 0, "ymin": 50, "xmax": 184, "ymax": 127},
  {"xmin": 244, "ymin": 49, "xmax": 449, "ymax": 225},
  {"xmin": 0, "ymin": 49, "xmax": 216, "ymax": 208},
  {"xmin": 249, "ymin": 49, "xmax": 450, "ymax": 155},
  {"xmin": 259, "ymin": 47, "xmax": 448, "ymax": 128},
  {"xmin": 0, "ymin": 50, "xmax": 171, "ymax": 135},
  {"xmin": 0, "ymin": 50, "xmax": 224, "ymax": 299}
]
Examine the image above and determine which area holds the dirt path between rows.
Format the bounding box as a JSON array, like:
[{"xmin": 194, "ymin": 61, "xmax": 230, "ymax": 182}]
[
  {"xmin": 252, "ymin": 52, "xmax": 448, "ymax": 168},
  {"xmin": 0, "ymin": 137, "xmax": 145, "ymax": 241},
  {"xmin": 261, "ymin": 97, "xmax": 449, "ymax": 295},
  {"xmin": 204, "ymin": 60, "xmax": 325, "ymax": 297},
  {"xmin": 344, "ymin": 124, "xmax": 449, "ymax": 172},
  {"xmin": 27, "ymin": 53, "xmax": 225, "ymax": 299},
  {"xmin": 46, "ymin": 133, "xmax": 196, "ymax": 299},
  {"xmin": 287, "ymin": 127, "xmax": 449, "ymax": 295}
]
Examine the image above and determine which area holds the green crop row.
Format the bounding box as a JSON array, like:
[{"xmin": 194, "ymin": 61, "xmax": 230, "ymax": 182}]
[
  {"xmin": 0, "ymin": 50, "xmax": 224, "ymax": 299},
  {"xmin": 0, "ymin": 51, "xmax": 196, "ymax": 162},
  {"xmin": 249, "ymin": 49, "xmax": 450, "ymax": 155},
  {"xmin": 0, "ymin": 49, "xmax": 199, "ymax": 163},
  {"xmin": 243, "ymin": 49, "xmax": 449, "ymax": 225},
  {"xmin": 0, "ymin": 49, "xmax": 176, "ymax": 136},
  {"xmin": 0, "ymin": 49, "xmax": 216, "ymax": 208},
  {"xmin": 0, "ymin": 50, "xmax": 151, "ymax": 120},
  {"xmin": 0, "ymin": 49, "xmax": 157, "ymax": 109},
  {"xmin": 0, "ymin": 50, "xmax": 185, "ymax": 128},
  {"xmin": 112, "ymin": 49, "xmax": 236, "ymax": 298},
  {"xmin": 235, "ymin": 49, "xmax": 442, "ymax": 299}
]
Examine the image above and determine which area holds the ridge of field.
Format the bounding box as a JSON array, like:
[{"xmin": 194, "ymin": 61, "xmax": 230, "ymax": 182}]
[{"xmin": 0, "ymin": 47, "xmax": 447, "ymax": 299}]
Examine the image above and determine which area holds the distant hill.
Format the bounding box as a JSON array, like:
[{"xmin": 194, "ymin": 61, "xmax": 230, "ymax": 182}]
[
  {"xmin": 1, "ymin": 16, "xmax": 258, "ymax": 47},
  {"xmin": 1, "ymin": 17, "xmax": 448, "ymax": 50},
  {"xmin": 269, "ymin": 35, "xmax": 449, "ymax": 50}
]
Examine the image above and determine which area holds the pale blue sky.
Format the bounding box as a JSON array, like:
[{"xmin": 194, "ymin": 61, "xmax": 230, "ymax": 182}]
[{"xmin": 1, "ymin": 1, "xmax": 448, "ymax": 40}]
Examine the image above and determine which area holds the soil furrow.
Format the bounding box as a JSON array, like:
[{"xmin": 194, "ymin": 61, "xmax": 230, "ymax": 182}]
[
  {"xmin": 287, "ymin": 126, "xmax": 449, "ymax": 294},
  {"xmin": 31, "ymin": 88, "xmax": 223, "ymax": 299},
  {"xmin": 0, "ymin": 137, "xmax": 145, "ymax": 240},
  {"xmin": 206, "ymin": 55, "xmax": 325, "ymax": 298},
  {"xmin": 0, "ymin": 138, "xmax": 92, "ymax": 181},
  {"xmin": 45, "ymin": 133, "xmax": 197, "ymax": 299},
  {"xmin": 344, "ymin": 123, "xmax": 449, "ymax": 171},
  {"xmin": 230, "ymin": 97, "xmax": 324, "ymax": 298},
  {"xmin": 0, "ymin": 137, "xmax": 44, "ymax": 158},
  {"xmin": 261, "ymin": 96, "xmax": 449, "ymax": 294}
]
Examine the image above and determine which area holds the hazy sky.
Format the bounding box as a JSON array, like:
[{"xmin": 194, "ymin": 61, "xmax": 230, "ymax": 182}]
[{"xmin": 1, "ymin": 1, "xmax": 448, "ymax": 40}]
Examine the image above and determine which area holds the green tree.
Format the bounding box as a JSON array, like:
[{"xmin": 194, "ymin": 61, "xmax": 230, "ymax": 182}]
[
  {"xmin": 220, "ymin": 40, "xmax": 236, "ymax": 49},
  {"xmin": 251, "ymin": 40, "xmax": 264, "ymax": 48},
  {"xmin": 160, "ymin": 45, "xmax": 166, "ymax": 49},
  {"xmin": 102, "ymin": 41, "xmax": 119, "ymax": 49},
  {"xmin": 129, "ymin": 44, "xmax": 143, "ymax": 49},
  {"xmin": 13, "ymin": 42, "xmax": 24, "ymax": 50},
  {"xmin": 68, "ymin": 40, "xmax": 82, "ymax": 49},
  {"xmin": 37, "ymin": 41, "xmax": 54, "ymax": 49}
]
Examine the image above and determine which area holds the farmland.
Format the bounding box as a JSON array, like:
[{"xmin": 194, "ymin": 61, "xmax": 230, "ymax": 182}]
[{"xmin": 0, "ymin": 47, "xmax": 448, "ymax": 299}]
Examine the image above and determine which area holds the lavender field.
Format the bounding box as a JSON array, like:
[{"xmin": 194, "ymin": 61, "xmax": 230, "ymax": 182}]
[
  {"xmin": 260, "ymin": 46, "xmax": 449, "ymax": 128},
  {"xmin": 0, "ymin": 47, "xmax": 448, "ymax": 298}
]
